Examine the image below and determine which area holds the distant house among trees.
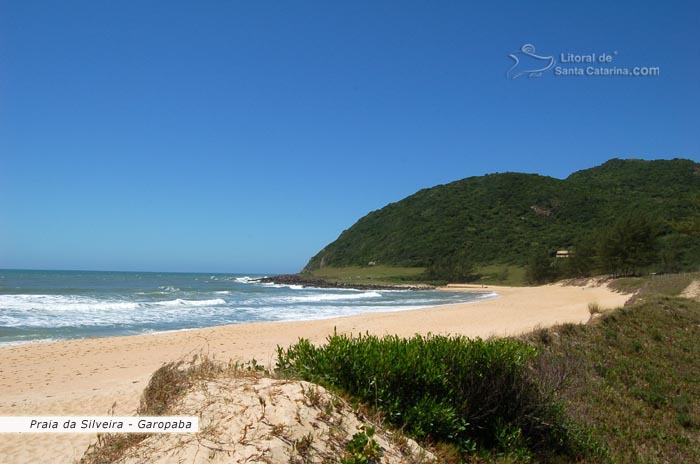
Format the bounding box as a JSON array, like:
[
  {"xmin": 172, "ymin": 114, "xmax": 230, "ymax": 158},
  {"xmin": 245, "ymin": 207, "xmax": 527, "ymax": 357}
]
[{"xmin": 555, "ymin": 250, "xmax": 574, "ymax": 259}]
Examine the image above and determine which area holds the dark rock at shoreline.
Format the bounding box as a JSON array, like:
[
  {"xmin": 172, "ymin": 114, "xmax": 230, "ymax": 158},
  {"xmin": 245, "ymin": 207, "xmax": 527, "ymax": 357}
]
[{"xmin": 254, "ymin": 274, "xmax": 434, "ymax": 291}]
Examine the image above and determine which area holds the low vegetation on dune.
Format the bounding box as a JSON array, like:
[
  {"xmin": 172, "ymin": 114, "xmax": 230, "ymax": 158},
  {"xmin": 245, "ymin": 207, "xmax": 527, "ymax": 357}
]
[
  {"xmin": 81, "ymin": 276, "xmax": 700, "ymax": 463},
  {"xmin": 608, "ymin": 271, "xmax": 700, "ymax": 301},
  {"xmin": 79, "ymin": 357, "xmax": 432, "ymax": 464},
  {"xmin": 79, "ymin": 356, "xmax": 238, "ymax": 464},
  {"xmin": 526, "ymin": 294, "xmax": 700, "ymax": 463}
]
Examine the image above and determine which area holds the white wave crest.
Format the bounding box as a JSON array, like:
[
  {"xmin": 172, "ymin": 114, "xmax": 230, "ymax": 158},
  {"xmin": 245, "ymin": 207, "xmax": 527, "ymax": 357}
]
[
  {"xmin": 476, "ymin": 292, "xmax": 500, "ymax": 300},
  {"xmin": 0, "ymin": 294, "xmax": 140, "ymax": 312},
  {"xmin": 0, "ymin": 295, "xmax": 227, "ymax": 314},
  {"xmin": 277, "ymin": 291, "xmax": 382, "ymax": 303},
  {"xmin": 153, "ymin": 298, "xmax": 226, "ymax": 307},
  {"xmin": 158, "ymin": 286, "xmax": 180, "ymax": 292}
]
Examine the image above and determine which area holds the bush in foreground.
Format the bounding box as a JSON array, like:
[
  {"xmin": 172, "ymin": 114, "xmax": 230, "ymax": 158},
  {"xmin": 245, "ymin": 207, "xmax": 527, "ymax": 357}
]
[{"xmin": 277, "ymin": 333, "xmax": 589, "ymax": 461}]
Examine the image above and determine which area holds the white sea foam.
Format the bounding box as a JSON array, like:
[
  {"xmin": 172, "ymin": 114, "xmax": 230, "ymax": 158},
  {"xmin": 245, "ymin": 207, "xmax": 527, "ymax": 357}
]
[
  {"xmin": 272, "ymin": 291, "xmax": 382, "ymax": 303},
  {"xmin": 158, "ymin": 286, "xmax": 180, "ymax": 292},
  {"xmin": 0, "ymin": 272, "xmax": 490, "ymax": 342},
  {"xmin": 476, "ymin": 292, "xmax": 500, "ymax": 300},
  {"xmin": 234, "ymin": 276, "xmax": 307, "ymax": 290},
  {"xmin": 153, "ymin": 298, "xmax": 227, "ymax": 307},
  {"xmin": 0, "ymin": 295, "xmax": 230, "ymax": 331},
  {"xmin": 259, "ymin": 282, "xmax": 305, "ymax": 289},
  {"xmin": 0, "ymin": 294, "xmax": 227, "ymax": 310},
  {"xmin": 0, "ymin": 338, "xmax": 58, "ymax": 347},
  {"xmin": 0, "ymin": 294, "xmax": 230, "ymax": 329},
  {"xmin": 250, "ymin": 302, "xmax": 431, "ymax": 322},
  {"xmin": 0, "ymin": 295, "xmax": 141, "ymax": 312}
]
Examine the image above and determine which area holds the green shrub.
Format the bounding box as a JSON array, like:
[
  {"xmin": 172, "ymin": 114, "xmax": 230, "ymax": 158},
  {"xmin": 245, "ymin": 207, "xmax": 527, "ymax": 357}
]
[{"xmin": 277, "ymin": 333, "xmax": 582, "ymax": 458}]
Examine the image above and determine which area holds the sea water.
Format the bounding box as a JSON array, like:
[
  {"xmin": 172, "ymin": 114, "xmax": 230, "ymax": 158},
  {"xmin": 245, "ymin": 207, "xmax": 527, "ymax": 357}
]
[{"xmin": 0, "ymin": 270, "xmax": 496, "ymax": 345}]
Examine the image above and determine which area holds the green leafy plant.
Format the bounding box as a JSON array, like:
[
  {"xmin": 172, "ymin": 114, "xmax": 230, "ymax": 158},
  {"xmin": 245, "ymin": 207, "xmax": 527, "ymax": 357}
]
[
  {"xmin": 277, "ymin": 332, "xmax": 583, "ymax": 460},
  {"xmin": 341, "ymin": 425, "xmax": 383, "ymax": 464}
]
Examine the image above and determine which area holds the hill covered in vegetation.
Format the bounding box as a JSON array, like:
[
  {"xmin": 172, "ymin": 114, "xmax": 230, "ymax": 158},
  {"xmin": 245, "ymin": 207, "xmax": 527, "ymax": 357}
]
[{"xmin": 304, "ymin": 158, "xmax": 700, "ymax": 280}]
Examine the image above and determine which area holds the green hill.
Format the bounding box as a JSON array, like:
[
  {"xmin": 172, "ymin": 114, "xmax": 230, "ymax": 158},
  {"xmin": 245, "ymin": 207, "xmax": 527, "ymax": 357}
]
[{"xmin": 304, "ymin": 158, "xmax": 700, "ymax": 275}]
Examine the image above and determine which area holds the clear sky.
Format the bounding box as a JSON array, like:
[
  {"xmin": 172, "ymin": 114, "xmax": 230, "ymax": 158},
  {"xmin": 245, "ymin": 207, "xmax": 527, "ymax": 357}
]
[{"xmin": 1, "ymin": 1, "xmax": 698, "ymax": 273}]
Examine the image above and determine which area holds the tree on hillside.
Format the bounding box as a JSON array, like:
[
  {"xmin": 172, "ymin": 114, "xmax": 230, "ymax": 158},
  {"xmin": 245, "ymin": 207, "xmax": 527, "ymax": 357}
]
[
  {"xmin": 673, "ymin": 193, "xmax": 700, "ymax": 237},
  {"xmin": 662, "ymin": 193, "xmax": 700, "ymax": 272},
  {"xmin": 424, "ymin": 247, "xmax": 476, "ymax": 282},
  {"xmin": 565, "ymin": 239, "xmax": 596, "ymax": 277},
  {"xmin": 597, "ymin": 214, "xmax": 659, "ymax": 277},
  {"xmin": 525, "ymin": 249, "xmax": 557, "ymax": 284},
  {"xmin": 691, "ymin": 193, "xmax": 700, "ymax": 233},
  {"xmin": 659, "ymin": 234, "xmax": 685, "ymax": 274}
]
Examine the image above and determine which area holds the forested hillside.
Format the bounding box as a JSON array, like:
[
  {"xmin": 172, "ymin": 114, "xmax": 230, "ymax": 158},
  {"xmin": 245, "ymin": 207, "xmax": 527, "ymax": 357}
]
[{"xmin": 304, "ymin": 158, "xmax": 700, "ymax": 280}]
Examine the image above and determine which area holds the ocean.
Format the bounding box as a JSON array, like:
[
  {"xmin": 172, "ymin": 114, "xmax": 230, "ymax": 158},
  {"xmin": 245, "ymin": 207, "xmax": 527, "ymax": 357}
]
[{"xmin": 0, "ymin": 270, "xmax": 496, "ymax": 346}]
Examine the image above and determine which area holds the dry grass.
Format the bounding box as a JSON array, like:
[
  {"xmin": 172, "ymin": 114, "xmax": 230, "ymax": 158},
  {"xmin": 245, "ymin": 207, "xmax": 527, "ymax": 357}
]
[
  {"xmin": 609, "ymin": 272, "xmax": 700, "ymax": 304},
  {"xmin": 78, "ymin": 353, "xmax": 264, "ymax": 464}
]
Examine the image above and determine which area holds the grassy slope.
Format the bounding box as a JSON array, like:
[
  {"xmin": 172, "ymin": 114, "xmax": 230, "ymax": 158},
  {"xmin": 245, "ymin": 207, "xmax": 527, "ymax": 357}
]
[
  {"xmin": 306, "ymin": 264, "xmax": 528, "ymax": 286},
  {"xmin": 470, "ymin": 264, "xmax": 527, "ymax": 286},
  {"xmin": 527, "ymin": 291, "xmax": 700, "ymax": 462},
  {"xmin": 305, "ymin": 265, "xmax": 427, "ymax": 285},
  {"xmin": 609, "ymin": 272, "xmax": 699, "ymax": 298}
]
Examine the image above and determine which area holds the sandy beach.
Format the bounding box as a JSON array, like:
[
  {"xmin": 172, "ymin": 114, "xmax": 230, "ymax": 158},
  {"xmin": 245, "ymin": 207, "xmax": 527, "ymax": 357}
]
[{"xmin": 0, "ymin": 282, "xmax": 629, "ymax": 463}]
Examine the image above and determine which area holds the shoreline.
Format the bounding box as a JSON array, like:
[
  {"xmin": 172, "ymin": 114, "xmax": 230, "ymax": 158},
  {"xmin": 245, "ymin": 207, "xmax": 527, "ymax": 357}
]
[
  {"xmin": 0, "ymin": 282, "xmax": 629, "ymax": 463},
  {"xmin": 0, "ymin": 288, "xmax": 493, "ymax": 349}
]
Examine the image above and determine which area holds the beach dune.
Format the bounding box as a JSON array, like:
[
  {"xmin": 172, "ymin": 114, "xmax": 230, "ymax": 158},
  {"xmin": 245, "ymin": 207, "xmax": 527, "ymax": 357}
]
[{"xmin": 0, "ymin": 282, "xmax": 628, "ymax": 463}]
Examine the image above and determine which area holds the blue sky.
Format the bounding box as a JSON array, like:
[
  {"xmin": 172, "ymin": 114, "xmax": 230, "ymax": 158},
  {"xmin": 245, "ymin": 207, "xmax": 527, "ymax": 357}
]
[{"xmin": 1, "ymin": 1, "xmax": 698, "ymax": 273}]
